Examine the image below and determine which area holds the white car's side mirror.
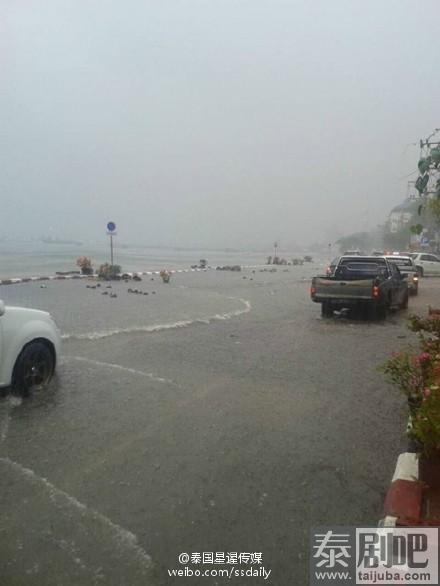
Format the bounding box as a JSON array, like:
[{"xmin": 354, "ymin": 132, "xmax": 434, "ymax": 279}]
[{"xmin": 0, "ymin": 300, "xmax": 5, "ymax": 317}]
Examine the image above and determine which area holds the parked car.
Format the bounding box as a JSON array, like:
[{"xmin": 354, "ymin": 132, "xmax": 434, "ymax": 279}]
[
  {"xmin": 311, "ymin": 256, "xmax": 408, "ymax": 318},
  {"xmin": 409, "ymin": 253, "xmax": 440, "ymax": 277},
  {"xmin": 0, "ymin": 300, "xmax": 61, "ymax": 395},
  {"xmin": 384, "ymin": 255, "xmax": 419, "ymax": 295}
]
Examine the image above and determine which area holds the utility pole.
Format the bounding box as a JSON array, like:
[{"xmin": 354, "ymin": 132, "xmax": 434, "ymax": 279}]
[
  {"xmin": 419, "ymin": 128, "xmax": 440, "ymax": 150},
  {"xmin": 416, "ymin": 128, "xmax": 440, "ymax": 252}
]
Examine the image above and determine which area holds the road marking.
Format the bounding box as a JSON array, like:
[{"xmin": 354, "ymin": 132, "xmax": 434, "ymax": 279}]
[
  {"xmin": 67, "ymin": 356, "xmax": 175, "ymax": 385},
  {"xmin": 0, "ymin": 456, "xmax": 153, "ymax": 570}
]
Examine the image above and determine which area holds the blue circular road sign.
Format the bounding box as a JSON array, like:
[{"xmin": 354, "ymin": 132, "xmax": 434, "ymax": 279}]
[{"xmin": 107, "ymin": 221, "xmax": 116, "ymax": 232}]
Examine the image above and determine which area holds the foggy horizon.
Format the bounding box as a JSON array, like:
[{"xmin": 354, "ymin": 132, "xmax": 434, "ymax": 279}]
[{"xmin": 2, "ymin": 1, "xmax": 439, "ymax": 250}]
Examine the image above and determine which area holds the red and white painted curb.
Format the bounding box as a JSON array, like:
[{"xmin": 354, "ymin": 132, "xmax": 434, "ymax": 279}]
[
  {"xmin": 0, "ymin": 274, "xmax": 89, "ymax": 285},
  {"xmin": 125, "ymin": 268, "xmax": 209, "ymax": 277},
  {"xmin": 0, "ymin": 264, "xmax": 294, "ymax": 286},
  {"xmin": 380, "ymin": 452, "xmax": 423, "ymax": 527},
  {"xmin": 0, "ymin": 268, "xmax": 209, "ymax": 286}
]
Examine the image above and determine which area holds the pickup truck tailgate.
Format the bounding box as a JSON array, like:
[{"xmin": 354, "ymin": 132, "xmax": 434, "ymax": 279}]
[{"xmin": 312, "ymin": 277, "xmax": 375, "ymax": 300}]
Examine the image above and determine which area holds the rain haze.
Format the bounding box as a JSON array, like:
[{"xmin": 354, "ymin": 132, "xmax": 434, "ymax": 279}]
[
  {"xmin": 1, "ymin": 0, "xmax": 440, "ymax": 249},
  {"xmin": 3, "ymin": 4, "xmax": 440, "ymax": 584}
]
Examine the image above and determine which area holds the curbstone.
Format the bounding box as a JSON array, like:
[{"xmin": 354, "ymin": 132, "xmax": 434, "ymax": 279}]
[
  {"xmin": 392, "ymin": 452, "xmax": 419, "ymax": 483},
  {"xmin": 383, "ymin": 478, "xmax": 424, "ymax": 523},
  {"xmin": 378, "ymin": 515, "xmax": 398, "ymax": 528},
  {"xmin": 0, "ymin": 266, "xmax": 213, "ymax": 287},
  {"xmin": 380, "ymin": 414, "xmax": 424, "ymax": 526}
]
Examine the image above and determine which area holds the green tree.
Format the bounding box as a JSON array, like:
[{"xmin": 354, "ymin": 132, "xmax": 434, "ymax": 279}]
[
  {"xmin": 428, "ymin": 198, "xmax": 440, "ymax": 225},
  {"xmin": 335, "ymin": 232, "xmax": 373, "ymax": 253},
  {"xmin": 383, "ymin": 225, "xmax": 412, "ymax": 251}
]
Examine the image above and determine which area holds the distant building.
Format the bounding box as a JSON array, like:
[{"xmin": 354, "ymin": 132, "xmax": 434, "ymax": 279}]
[{"xmin": 388, "ymin": 199, "xmax": 417, "ymax": 233}]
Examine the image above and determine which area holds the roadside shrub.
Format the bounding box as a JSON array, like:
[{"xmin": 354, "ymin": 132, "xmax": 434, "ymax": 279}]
[
  {"xmin": 76, "ymin": 256, "xmax": 94, "ymax": 275},
  {"xmin": 381, "ymin": 351, "xmax": 424, "ymax": 407},
  {"xmin": 98, "ymin": 263, "xmax": 121, "ymax": 280},
  {"xmin": 382, "ymin": 312, "xmax": 440, "ymax": 454},
  {"xmin": 411, "ymin": 385, "xmax": 440, "ymax": 453}
]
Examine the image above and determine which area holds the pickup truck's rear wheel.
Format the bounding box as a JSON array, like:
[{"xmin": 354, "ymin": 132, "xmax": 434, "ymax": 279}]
[
  {"xmin": 400, "ymin": 290, "xmax": 409, "ymax": 309},
  {"xmin": 12, "ymin": 341, "xmax": 55, "ymax": 396},
  {"xmin": 377, "ymin": 304, "xmax": 387, "ymax": 319},
  {"xmin": 321, "ymin": 301, "xmax": 334, "ymax": 318},
  {"xmin": 369, "ymin": 303, "xmax": 386, "ymax": 320}
]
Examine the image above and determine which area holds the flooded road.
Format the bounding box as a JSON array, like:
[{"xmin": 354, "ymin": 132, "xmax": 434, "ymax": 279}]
[{"xmin": 1, "ymin": 267, "xmax": 433, "ymax": 584}]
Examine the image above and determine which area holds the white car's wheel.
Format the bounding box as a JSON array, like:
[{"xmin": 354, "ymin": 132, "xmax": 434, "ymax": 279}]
[{"xmin": 12, "ymin": 341, "xmax": 55, "ymax": 396}]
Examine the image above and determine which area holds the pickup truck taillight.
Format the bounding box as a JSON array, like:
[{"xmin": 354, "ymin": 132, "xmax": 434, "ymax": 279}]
[
  {"xmin": 310, "ymin": 286, "xmax": 316, "ymax": 297},
  {"xmin": 372, "ymin": 285, "xmax": 380, "ymax": 299}
]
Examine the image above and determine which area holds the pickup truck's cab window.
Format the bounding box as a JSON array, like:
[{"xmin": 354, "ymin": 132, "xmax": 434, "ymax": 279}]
[
  {"xmin": 389, "ymin": 263, "xmax": 401, "ymax": 278},
  {"xmin": 387, "ymin": 257, "xmax": 414, "ymax": 267},
  {"xmin": 335, "ymin": 259, "xmax": 389, "ymax": 279},
  {"xmin": 343, "ymin": 263, "xmax": 382, "ymax": 272}
]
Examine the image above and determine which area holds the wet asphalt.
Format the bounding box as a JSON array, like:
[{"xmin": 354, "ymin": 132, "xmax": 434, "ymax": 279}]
[{"xmin": 1, "ymin": 268, "xmax": 437, "ymax": 585}]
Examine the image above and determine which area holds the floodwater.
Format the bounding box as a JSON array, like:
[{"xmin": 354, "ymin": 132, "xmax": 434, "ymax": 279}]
[
  {"xmin": 0, "ymin": 277, "xmax": 251, "ymax": 338},
  {"xmin": 0, "ymin": 240, "xmax": 315, "ymax": 279},
  {"xmin": 0, "ymin": 262, "xmax": 418, "ymax": 584}
]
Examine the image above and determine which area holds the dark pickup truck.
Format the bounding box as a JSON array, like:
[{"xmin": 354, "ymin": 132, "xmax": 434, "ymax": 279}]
[{"xmin": 311, "ymin": 256, "xmax": 408, "ymax": 318}]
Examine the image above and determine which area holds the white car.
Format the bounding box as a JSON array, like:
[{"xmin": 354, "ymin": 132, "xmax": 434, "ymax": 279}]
[
  {"xmin": 410, "ymin": 253, "xmax": 440, "ymax": 277},
  {"xmin": 0, "ymin": 300, "xmax": 61, "ymax": 395}
]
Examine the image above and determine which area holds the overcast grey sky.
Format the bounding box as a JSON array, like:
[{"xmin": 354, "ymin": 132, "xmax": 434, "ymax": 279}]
[{"xmin": 1, "ymin": 0, "xmax": 439, "ymax": 249}]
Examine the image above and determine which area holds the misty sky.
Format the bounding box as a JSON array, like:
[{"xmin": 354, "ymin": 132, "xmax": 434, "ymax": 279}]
[{"xmin": 1, "ymin": 1, "xmax": 439, "ymax": 250}]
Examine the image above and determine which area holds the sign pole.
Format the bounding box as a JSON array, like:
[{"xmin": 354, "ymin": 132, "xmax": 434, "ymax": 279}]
[{"xmin": 106, "ymin": 221, "xmax": 117, "ymax": 266}]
